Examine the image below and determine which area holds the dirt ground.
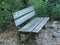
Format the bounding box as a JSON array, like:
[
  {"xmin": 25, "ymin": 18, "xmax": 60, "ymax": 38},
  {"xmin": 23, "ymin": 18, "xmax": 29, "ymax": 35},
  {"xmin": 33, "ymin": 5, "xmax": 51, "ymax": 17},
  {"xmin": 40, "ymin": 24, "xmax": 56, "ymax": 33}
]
[
  {"xmin": 0, "ymin": 21, "xmax": 60, "ymax": 45},
  {"xmin": 0, "ymin": 31, "xmax": 17, "ymax": 45},
  {"xmin": 38, "ymin": 29, "xmax": 60, "ymax": 45}
]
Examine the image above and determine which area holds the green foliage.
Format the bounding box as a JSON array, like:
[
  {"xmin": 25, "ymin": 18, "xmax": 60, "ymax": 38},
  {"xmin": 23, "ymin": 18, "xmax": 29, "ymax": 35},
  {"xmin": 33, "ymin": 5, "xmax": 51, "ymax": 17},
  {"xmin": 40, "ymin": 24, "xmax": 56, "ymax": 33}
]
[
  {"xmin": 28, "ymin": 0, "xmax": 60, "ymax": 18},
  {"xmin": 52, "ymin": 4, "xmax": 60, "ymax": 18},
  {"xmin": 0, "ymin": 0, "xmax": 24, "ymax": 30},
  {"xmin": 28, "ymin": 0, "xmax": 49, "ymax": 17},
  {"xmin": 47, "ymin": 0, "xmax": 60, "ymax": 18}
]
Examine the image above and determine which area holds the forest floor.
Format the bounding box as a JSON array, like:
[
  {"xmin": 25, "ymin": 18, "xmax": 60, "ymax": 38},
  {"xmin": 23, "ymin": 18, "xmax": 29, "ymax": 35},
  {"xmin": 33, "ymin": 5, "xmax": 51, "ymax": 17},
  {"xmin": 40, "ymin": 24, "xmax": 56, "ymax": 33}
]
[
  {"xmin": 38, "ymin": 28, "xmax": 60, "ymax": 45},
  {"xmin": 38, "ymin": 21, "xmax": 60, "ymax": 45},
  {"xmin": 0, "ymin": 31, "xmax": 17, "ymax": 45},
  {"xmin": 0, "ymin": 20, "xmax": 60, "ymax": 45}
]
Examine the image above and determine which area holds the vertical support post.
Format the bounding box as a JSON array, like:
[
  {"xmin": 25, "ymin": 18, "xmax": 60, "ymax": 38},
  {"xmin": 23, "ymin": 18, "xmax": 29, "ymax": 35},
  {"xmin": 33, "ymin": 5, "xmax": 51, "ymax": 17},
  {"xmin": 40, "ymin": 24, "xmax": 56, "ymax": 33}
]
[
  {"xmin": 42, "ymin": 26, "xmax": 46, "ymax": 29},
  {"xmin": 16, "ymin": 32, "xmax": 40, "ymax": 45},
  {"xmin": 16, "ymin": 31, "xmax": 22, "ymax": 45},
  {"xmin": 24, "ymin": 33, "xmax": 39, "ymax": 45},
  {"xmin": 34, "ymin": 33, "xmax": 40, "ymax": 45}
]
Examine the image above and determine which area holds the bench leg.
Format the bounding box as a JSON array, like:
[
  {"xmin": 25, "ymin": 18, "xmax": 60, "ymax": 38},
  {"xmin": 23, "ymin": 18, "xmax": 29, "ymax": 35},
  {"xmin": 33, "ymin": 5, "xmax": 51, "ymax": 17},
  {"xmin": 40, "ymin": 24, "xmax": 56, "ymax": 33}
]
[
  {"xmin": 25, "ymin": 33, "xmax": 39, "ymax": 45},
  {"xmin": 17, "ymin": 32, "xmax": 40, "ymax": 45},
  {"xmin": 23, "ymin": 33, "xmax": 38, "ymax": 45},
  {"xmin": 42, "ymin": 25, "xmax": 46, "ymax": 29},
  {"xmin": 16, "ymin": 32, "xmax": 22, "ymax": 45},
  {"xmin": 34, "ymin": 34, "xmax": 40, "ymax": 45},
  {"xmin": 42, "ymin": 24, "xmax": 47, "ymax": 29}
]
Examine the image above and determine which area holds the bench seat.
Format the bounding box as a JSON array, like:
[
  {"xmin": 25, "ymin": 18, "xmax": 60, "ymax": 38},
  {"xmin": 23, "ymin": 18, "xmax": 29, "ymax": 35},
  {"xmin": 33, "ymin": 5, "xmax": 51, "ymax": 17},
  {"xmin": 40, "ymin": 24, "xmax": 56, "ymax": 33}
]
[{"xmin": 18, "ymin": 17, "xmax": 49, "ymax": 33}]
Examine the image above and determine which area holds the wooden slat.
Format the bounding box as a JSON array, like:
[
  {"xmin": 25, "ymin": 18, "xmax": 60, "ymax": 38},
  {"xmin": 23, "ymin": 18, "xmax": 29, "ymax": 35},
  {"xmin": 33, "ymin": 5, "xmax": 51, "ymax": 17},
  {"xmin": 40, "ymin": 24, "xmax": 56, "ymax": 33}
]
[
  {"xmin": 15, "ymin": 11, "xmax": 35, "ymax": 26},
  {"xmin": 32, "ymin": 17, "xmax": 49, "ymax": 33},
  {"xmin": 18, "ymin": 17, "xmax": 44, "ymax": 32},
  {"xmin": 18, "ymin": 17, "xmax": 41, "ymax": 32},
  {"xmin": 13, "ymin": 6, "xmax": 34, "ymax": 19},
  {"xmin": 18, "ymin": 18, "xmax": 41, "ymax": 31},
  {"xmin": 24, "ymin": 18, "xmax": 44, "ymax": 32}
]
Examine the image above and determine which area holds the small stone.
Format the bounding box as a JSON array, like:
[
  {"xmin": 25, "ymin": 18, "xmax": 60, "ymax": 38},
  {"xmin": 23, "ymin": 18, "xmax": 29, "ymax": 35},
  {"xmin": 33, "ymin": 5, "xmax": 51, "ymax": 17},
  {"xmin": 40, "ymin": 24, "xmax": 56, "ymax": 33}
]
[
  {"xmin": 48, "ymin": 21, "xmax": 58, "ymax": 29},
  {"xmin": 52, "ymin": 21, "xmax": 58, "ymax": 24},
  {"xmin": 53, "ymin": 32, "xmax": 60, "ymax": 38},
  {"xmin": 0, "ymin": 39, "xmax": 4, "ymax": 44}
]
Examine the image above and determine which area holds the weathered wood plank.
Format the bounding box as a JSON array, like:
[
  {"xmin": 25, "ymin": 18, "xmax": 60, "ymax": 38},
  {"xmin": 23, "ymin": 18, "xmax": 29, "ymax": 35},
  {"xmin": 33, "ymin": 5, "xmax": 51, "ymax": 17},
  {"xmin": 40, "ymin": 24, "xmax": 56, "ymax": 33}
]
[
  {"xmin": 18, "ymin": 17, "xmax": 44, "ymax": 32},
  {"xmin": 13, "ymin": 6, "xmax": 34, "ymax": 19},
  {"xmin": 32, "ymin": 17, "xmax": 49, "ymax": 33},
  {"xmin": 24, "ymin": 18, "xmax": 44, "ymax": 32},
  {"xmin": 18, "ymin": 17, "xmax": 41, "ymax": 31},
  {"xmin": 15, "ymin": 11, "xmax": 35, "ymax": 26}
]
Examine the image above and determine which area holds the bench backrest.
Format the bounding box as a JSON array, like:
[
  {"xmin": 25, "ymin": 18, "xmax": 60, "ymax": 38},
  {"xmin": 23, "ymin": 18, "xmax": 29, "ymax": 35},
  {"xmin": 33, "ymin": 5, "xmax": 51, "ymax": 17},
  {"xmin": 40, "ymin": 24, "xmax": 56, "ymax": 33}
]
[{"xmin": 13, "ymin": 6, "xmax": 35, "ymax": 26}]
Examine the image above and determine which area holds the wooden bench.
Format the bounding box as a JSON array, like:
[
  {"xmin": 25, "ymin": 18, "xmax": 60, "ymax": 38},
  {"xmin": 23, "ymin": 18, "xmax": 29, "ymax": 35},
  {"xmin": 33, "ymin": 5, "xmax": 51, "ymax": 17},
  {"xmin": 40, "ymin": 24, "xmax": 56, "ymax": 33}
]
[{"xmin": 13, "ymin": 6, "xmax": 49, "ymax": 45}]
